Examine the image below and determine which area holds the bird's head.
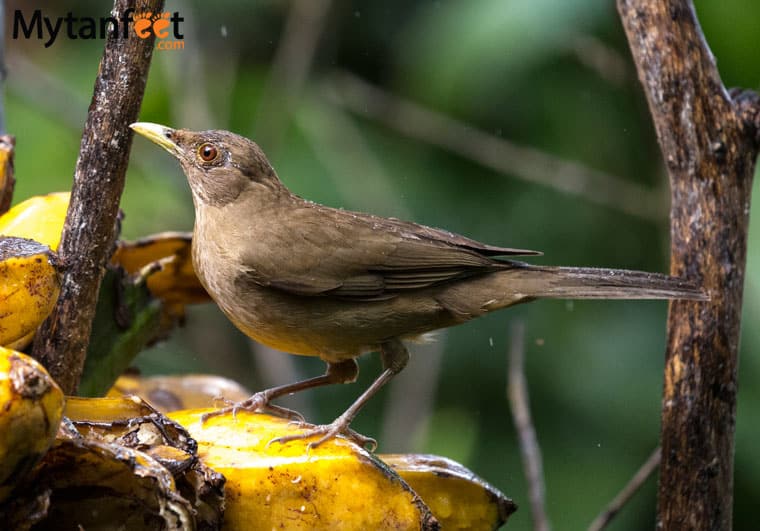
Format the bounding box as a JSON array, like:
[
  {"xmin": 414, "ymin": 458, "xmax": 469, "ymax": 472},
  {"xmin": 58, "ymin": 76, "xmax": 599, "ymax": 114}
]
[{"xmin": 130, "ymin": 122, "xmax": 283, "ymax": 206}]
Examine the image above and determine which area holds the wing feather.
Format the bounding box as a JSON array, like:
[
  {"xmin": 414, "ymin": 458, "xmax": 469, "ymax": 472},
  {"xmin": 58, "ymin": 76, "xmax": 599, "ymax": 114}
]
[{"xmin": 240, "ymin": 202, "xmax": 537, "ymax": 301}]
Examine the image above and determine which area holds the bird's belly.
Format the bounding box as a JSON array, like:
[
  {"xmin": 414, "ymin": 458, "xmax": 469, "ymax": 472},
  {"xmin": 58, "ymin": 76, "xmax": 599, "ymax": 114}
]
[
  {"xmin": 192, "ymin": 237, "xmax": 454, "ymax": 361},
  {"xmin": 210, "ymin": 278, "xmax": 450, "ymax": 362}
]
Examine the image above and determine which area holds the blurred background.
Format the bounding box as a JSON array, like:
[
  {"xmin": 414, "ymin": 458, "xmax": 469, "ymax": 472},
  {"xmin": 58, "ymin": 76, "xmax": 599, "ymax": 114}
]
[{"xmin": 5, "ymin": 0, "xmax": 759, "ymax": 528}]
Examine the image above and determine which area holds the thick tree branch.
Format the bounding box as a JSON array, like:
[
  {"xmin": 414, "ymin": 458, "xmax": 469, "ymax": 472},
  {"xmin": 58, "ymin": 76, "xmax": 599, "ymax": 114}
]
[
  {"xmin": 32, "ymin": 0, "xmax": 163, "ymax": 394},
  {"xmin": 617, "ymin": 1, "xmax": 759, "ymax": 529}
]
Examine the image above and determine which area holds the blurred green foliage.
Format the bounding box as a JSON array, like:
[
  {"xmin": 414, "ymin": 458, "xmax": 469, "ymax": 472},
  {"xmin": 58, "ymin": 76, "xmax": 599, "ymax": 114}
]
[{"xmin": 5, "ymin": 0, "xmax": 759, "ymax": 529}]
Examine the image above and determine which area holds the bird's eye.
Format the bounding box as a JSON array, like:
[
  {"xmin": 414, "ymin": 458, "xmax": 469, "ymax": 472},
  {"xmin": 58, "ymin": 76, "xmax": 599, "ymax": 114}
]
[{"xmin": 198, "ymin": 143, "xmax": 219, "ymax": 162}]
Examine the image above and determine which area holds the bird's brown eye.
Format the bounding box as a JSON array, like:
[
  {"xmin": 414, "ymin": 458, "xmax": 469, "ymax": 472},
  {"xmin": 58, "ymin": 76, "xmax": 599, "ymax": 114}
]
[{"xmin": 198, "ymin": 143, "xmax": 218, "ymax": 162}]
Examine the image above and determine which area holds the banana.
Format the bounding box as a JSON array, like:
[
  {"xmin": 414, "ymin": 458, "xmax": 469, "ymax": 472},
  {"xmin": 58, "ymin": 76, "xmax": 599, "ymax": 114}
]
[
  {"xmin": 111, "ymin": 231, "xmax": 210, "ymax": 309},
  {"xmin": 0, "ymin": 237, "xmax": 61, "ymax": 347},
  {"xmin": 117, "ymin": 375, "xmax": 515, "ymax": 529},
  {"xmin": 108, "ymin": 373, "xmax": 251, "ymax": 413},
  {"xmin": 0, "ymin": 192, "xmax": 69, "ymax": 251},
  {"xmin": 382, "ymin": 454, "xmax": 516, "ymax": 530},
  {"xmin": 168, "ymin": 409, "xmax": 439, "ymax": 530},
  {"xmin": 0, "ymin": 395, "xmax": 225, "ymax": 530},
  {"xmin": 0, "ymin": 135, "xmax": 14, "ymax": 216},
  {"xmin": 0, "ymin": 347, "xmax": 64, "ymax": 503}
]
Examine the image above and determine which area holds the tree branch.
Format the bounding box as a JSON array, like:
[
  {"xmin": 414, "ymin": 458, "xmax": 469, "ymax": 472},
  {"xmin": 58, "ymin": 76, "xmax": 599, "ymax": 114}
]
[
  {"xmin": 617, "ymin": 1, "xmax": 760, "ymax": 528},
  {"xmin": 507, "ymin": 321, "xmax": 550, "ymax": 531},
  {"xmin": 32, "ymin": 0, "xmax": 163, "ymax": 394},
  {"xmin": 587, "ymin": 447, "xmax": 661, "ymax": 531}
]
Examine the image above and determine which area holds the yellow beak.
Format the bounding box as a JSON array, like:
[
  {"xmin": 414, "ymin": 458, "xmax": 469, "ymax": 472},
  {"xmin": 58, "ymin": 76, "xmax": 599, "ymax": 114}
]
[{"xmin": 130, "ymin": 122, "xmax": 182, "ymax": 157}]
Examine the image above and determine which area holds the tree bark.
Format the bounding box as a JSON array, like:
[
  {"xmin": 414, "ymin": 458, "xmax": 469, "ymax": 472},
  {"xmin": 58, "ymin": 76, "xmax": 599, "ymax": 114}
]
[
  {"xmin": 617, "ymin": 1, "xmax": 760, "ymax": 529},
  {"xmin": 32, "ymin": 0, "xmax": 164, "ymax": 394}
]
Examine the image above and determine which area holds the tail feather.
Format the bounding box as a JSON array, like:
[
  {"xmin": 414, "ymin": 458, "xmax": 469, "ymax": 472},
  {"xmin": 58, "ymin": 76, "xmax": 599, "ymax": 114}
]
[{"xmin": 506, "ymin": 265, "xmax": 707, "ymax": 301}]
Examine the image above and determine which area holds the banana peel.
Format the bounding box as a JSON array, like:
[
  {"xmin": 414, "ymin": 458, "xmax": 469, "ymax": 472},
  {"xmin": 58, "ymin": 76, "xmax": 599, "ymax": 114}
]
[
  {"xmin": 111, "ymin": 231, "xmax": 210, "ymax": 311},
  {"xmin": 169, "ymin": 408, "xmax": 439, "ymax": 530},
  {"xmin": 1, "ymin": 381, "xmax": 514, "ymax": 529},
  {"xmin": 1, "ymin": 395, "xmax": 225, "ymax": 530},
  {"xmin": 0, "ymin": 347, "xmax": 64, "ymax": 503},
  {"xmin": 383, "ymin": 454, "xmax": 516, "ymax": 530},
  {"xmin": 108, "ymin": 373, "xmax": 251, "ymax": 413},
  {"xmin": 114, "ymin": 375, "xmax": 515, "ymax": 529},
  {"xmin": 0, "ymin": 237, "xmax": 61, "ymax": 347}
]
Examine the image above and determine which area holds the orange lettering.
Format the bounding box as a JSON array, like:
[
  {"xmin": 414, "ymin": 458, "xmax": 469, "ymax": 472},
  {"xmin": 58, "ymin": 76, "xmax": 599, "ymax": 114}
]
[{"xmin": 152, "ymin": 18, "xmax": 169, "ymax": 39}]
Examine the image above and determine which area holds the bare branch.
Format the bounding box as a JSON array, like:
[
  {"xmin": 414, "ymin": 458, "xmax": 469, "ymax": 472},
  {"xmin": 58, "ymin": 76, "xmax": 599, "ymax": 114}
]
[
  {"xmin": 587, "ymin": 447, "xmax": 661, "ymax": 531},
  {"xmin": 32, "ymin": 0, "xmax": 163, "ymax": 394},
  {"xmin": 323, "ymin": 71, "xmax": 667, "ymax": 221},
  {"xmin": 507, "ymin": 321, "xmax": 550, "ymax": 531},
  {"xmin": 618, "ymin": 0, "xmax": 760, "ymax": 528}
]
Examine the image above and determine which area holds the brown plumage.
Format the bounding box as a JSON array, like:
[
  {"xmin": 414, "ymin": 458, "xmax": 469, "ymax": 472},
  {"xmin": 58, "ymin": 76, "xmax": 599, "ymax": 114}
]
[{"xmin": 131, "ymin": 122, "xmax": 706, "ymax": 449}]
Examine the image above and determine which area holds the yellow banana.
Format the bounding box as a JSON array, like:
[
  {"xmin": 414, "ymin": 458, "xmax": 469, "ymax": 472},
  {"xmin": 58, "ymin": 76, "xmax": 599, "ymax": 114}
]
[
  {"xmin": 0, "ymin": 135, "xmax": 14, "ymax": 216},
  {"xmin": 0, "ymin": 237, "xmax": 61, "ymax": 347},
  {"xmin": 108, "ymin": 373, "xmax": 251, "ymax": 413},
  {"xmin": 382, "ymin": 454, "xmax": 516, "ymax": 530},
  {"xmin": 0, "ymin": 347, "xmax": 64, "ymax": 502},
  {"xmin": 111, "ymin": 231, "xmax": 210, "ymax": 309},
  {"xmin": 0, "ymin": 192, "xmax": 69, "ymax": 251},
  {"xmin": 113, "ymin": 375, "xmax": 515, "ymax": 529},
  {"xmin": 168, "ymin": 409, "xmax": 438, "ymax": 530}
]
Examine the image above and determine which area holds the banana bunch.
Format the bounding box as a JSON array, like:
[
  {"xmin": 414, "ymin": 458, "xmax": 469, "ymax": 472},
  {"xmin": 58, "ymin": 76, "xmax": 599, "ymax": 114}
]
[
  {"xmin": 0, "ymin": 369, "xmax": 515, "ymax": 529},
  {"xmin": 0, "ymin": 191, "xmax": 209, "ymax": 393}
]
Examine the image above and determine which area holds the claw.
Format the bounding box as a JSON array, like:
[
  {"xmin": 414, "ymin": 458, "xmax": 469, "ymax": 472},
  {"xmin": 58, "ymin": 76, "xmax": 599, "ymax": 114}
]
[
  {"xmin": 267, "ymin": 420, "xmax": 376, "ymax": 451},
  {"xmin": 201, "ymin": 392, "xmax": 304, "ymax": 423}
]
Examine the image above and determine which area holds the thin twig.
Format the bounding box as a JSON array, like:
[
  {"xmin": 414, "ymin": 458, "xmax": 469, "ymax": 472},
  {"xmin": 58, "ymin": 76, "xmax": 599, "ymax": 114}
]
[
  {"xmin": 587, "ymin": 446, "xmax": 661, "ymax": 531},
  {"xmin": 253, "ymin": 0, "xmax": 333, "ymax": 153},
  {"xmin": 32, "ymin": 0, "xmax": 163, "ymax": 394},
  {"xmin": 507, "ymin": 321, "xmax": 550, "ymax": 531},
  {"xmin": 569, "ymin": 34, "xmax": 629, "ymax": 86},
  {"xmin": 322, "ymin": 71, "xmax": 667, "ymax": 221}
]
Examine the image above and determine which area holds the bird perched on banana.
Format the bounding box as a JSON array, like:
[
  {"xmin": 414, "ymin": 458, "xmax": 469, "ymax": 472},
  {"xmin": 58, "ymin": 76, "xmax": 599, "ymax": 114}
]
[{"xmin": 131, "ymin": 122, "xmax": 706, "ymax": 449}]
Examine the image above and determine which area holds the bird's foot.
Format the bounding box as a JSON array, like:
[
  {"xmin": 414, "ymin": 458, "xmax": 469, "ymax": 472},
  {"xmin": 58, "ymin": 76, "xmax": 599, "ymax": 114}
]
[
  {"xmin": 202, "ymin": 393, "xmax": 305, "ymax": 423},
  {"xmin": 268, "ymin": 415, "xmax": 377, "ymax": 451}
]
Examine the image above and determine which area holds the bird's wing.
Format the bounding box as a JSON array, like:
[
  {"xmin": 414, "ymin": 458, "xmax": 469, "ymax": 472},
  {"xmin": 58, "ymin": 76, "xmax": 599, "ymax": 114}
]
[{"xmin": 240, "ymin": 203, "xmax": 540, "ymax": 301}]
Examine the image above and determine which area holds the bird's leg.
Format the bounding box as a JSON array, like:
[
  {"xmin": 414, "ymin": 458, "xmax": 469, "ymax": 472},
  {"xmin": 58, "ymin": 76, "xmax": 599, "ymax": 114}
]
[
  {"xmin": 201, "ymin": 358, "xmax": 359, "ymax": 423},
  {"xmin": 269, "ymin": 338, "xmax": 410, "ymax": 451}
]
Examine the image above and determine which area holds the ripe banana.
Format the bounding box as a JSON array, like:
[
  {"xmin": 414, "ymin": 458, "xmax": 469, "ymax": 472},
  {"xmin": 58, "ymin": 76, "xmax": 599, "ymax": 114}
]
[
  {"xmin": 0, "ymin": 192, "xmax": 69, "ymax": 251},
  {"xmin": 0, "ymin": 237, "xmax": 61, "ymax": 347},
  {"xmin": 0, "ymin": 347, "xmax": 64, "ymax": 503}
]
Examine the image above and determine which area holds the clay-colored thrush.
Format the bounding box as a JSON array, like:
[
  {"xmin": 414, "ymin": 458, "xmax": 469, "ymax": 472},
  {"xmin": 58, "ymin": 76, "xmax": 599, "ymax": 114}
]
[{"xmin": 130, "ymin": 122, "xmax": 706, "ymax": 449}]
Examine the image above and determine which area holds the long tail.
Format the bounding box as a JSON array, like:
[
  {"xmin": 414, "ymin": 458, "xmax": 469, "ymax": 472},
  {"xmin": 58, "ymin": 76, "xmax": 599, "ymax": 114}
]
[
  {"xmin": 504, "ymin": 264, "xmax": 707, "ymax": 301},
  {"xmin": 436, "ymin": 264, "xmax": 707, "ymax": 318}
]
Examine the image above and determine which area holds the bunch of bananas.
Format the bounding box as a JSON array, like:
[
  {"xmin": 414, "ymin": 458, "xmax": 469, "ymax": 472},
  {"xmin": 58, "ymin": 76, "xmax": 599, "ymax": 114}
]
[{"xmin": 0, "ymin": 189, "xmax": 516, "ymax": 529}]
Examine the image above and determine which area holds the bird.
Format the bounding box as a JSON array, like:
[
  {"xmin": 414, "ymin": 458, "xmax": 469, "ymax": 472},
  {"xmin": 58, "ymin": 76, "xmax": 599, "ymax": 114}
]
[{"xmin": 130, "ymin": 122, "xmax": 706, "ymax": 449}]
